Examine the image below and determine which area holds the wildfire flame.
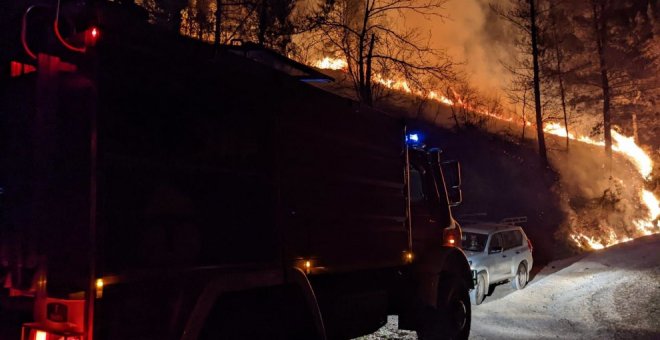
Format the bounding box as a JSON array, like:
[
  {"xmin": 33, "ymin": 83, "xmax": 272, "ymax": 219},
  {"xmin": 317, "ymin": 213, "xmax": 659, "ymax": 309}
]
[
  {"xmin": 315, "ymin": 57, "xmax": 659, "ymax": 250},
  {"xmin": 314, "ymin": 57, "xmax": 348, "ymax": 71},
  {"xmin": 544, "ymin": 123, "xmax": 653, "ymax": 179},
  {"xmin": 543, "ymin": 122, "xmax": 659, "ymax": 249},
  {"xmin": 634, "ymin": 189, "xmax": 660, "ymax": 235}
]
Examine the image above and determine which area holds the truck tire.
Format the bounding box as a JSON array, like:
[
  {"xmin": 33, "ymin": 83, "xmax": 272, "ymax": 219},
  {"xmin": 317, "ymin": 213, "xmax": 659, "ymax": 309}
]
[
  {"xmin": 469, "ymin": 273, "xmax": 486, "ymax": 305},
  {"xmin": 511, "ymin": 262, "xmax": 528, "ymax": 290},
  {"xmin": 416, "ymin": 275, "xmax": 471, "ymax": 340}
]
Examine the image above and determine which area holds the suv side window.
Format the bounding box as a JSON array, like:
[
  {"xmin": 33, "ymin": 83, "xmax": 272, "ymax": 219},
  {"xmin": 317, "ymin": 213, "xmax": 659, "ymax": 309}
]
[
  {"xmin": 513, "ymin": 230, "xmax": 523, "ymax": 246},
  {"xmin": 501, "ymin": 230, "xmax": 523, "ymax": 250},
  {"xmin": 488, "ymin": 233, "xmax": 503, "ymax": 253}
]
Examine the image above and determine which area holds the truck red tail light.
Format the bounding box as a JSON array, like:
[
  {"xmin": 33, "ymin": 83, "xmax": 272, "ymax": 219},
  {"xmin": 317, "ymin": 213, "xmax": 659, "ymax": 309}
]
[
  {"xmin": 23, "ymin": 327, "xmax": 83, "ymax": 340},
  {"xmin": 85, "ymin": 26, "xmax": 100, "ymax": 46},
  {"xmin": 443, "ymin": 227, "xmax": 460, "ymax": 247},
  {"xmin": 9, "ymin": 61, "xmax": 37, "ymax": 78},
  {"xmin": 527, "ymin": 238, "xmax": 533, "ymax": 253}
]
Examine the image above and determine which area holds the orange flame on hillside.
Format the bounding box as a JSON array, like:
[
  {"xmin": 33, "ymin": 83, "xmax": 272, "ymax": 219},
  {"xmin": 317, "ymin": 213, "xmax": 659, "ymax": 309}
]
[
  {"xmin": 314, "ymin": 57, "xmax": 348, "ymax": 71},
  {"xmin": 544, "ymin": 123, "xmax": 653, "ymax": 179},
  {"xmin": 543, "ymin": 122, "xmax": 658, "ymax": 249},
  {"xmin": 315, "ymin": 57, "xmax": 659, "ymax": 250},
  {"xmin": 316, "ymin": 58, "xmax": 516, "ymax": 121}
]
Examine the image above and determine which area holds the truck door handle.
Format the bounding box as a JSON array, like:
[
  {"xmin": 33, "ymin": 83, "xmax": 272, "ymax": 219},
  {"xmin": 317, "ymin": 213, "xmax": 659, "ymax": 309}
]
[
  {"xmin": 515, "ymin": 251, "xmax": 520, "ymax": 254},
  {"xmin": 502, "ymin": 255, "xmax": 507, "ymax": 258}
]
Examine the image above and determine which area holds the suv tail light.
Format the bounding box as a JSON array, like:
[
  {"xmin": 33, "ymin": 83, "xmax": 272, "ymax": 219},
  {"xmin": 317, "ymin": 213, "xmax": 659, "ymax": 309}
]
[{"xmin": 527, "ymin": 238, "xmax": 533, "ymax": 253}]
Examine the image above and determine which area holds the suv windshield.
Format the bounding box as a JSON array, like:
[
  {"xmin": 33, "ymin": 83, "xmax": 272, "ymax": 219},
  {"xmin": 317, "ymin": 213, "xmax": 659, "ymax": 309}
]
[{"xmin": 461, "ymin": 232, "xmax": 489, "ymax": 252}]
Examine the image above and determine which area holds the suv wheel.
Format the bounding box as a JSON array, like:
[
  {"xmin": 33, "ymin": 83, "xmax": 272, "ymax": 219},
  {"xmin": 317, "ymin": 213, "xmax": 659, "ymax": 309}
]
[
  {"xmin": 511, "ymin": 262, "xmax": 528, "ymax": 290},
  {"xmin": 470, "ymin": 273, "xmax": 486, "ymax": 305}
]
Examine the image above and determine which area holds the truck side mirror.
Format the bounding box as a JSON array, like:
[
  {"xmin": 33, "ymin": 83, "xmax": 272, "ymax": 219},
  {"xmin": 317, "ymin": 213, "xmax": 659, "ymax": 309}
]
[{"xmin": 442, "ymin": 160, "xmax": 462, "ymax": 206}]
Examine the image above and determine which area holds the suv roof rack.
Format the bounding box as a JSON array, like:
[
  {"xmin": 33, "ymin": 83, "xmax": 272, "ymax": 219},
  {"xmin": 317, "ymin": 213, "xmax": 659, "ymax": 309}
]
[{"xmin": 498, "ymin": 216, "xmax": 528, "ymax": 226}]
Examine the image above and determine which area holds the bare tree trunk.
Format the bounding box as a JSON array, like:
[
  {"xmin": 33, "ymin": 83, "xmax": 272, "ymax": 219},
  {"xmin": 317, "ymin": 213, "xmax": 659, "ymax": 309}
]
[
  {"xmin": 592, "ymin": 0, "xmax": 612, "ymax": 162},
  {"xmin": 632, "ymin": 112, "xmax": 639, "ymax": 142},
  {"xmin": 433, "ymin": 104, "xmax": 445, "ymax": 126},
  {"xmin": 558, "ymin": 72, "xmax": 569, "ymax": 150},
  {"xmin": 465, "ymin": 105, "xmax": 470, "ymax": 125},
  {"xmin": 447, "ymin": 87, "xmax": 460, "ymax": 128},
  {"xmin": 521, "ymin": 88, "xmax": 527, "ymax": 140},
  {"xmin": 451, "ymin": 106, "xmax": 460, "ymax": 128},
  {"xmin": 551, "ymin": 22, "xmax": 570, "ymax": 149},
  {"xmin": 530, "ymin": 0, "xmax": 548, "ymax": 166},
  {"xmin": 258, "ymin": 0, "xmax": 267, "ymax": 46},
  {"xmin": 214, "ymin": 0, "xmax": 222, "ymax": 53},
  {"xmin": 364, "ymin": 34, "xmax": 375, "ymax": 106},
  {"xmin": 632, "ymin": 90, "xmax": 640, "ymax": 143},
  {"xmin": 357, "ymin": 2, "xmax": 370, "ymax": 104}
]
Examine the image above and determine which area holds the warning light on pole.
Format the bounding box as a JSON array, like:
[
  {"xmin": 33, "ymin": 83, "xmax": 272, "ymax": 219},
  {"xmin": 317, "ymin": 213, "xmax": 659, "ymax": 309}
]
[{"xmin": 85, "ymin": 26, "xmax": 100, "ymax": 47}]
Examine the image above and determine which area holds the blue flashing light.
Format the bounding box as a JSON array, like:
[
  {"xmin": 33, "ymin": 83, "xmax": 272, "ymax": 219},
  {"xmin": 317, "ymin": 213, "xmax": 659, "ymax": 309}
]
[{"xmin": 406, "ymin": 132, "xmax": 423, "ymax": 145}]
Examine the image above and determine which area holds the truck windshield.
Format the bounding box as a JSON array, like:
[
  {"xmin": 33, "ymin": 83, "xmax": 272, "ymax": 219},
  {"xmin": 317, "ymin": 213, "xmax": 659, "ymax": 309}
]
[{"xmin": 461, "ymin": 232, "xmax": 489, "ymax": 252}]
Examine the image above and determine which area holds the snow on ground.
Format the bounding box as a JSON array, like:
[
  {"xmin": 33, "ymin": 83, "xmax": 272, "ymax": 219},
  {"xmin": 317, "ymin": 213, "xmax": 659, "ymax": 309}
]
[{"xmin": 355, "ymin": 233, "xmax": 660, "ymax": 339}]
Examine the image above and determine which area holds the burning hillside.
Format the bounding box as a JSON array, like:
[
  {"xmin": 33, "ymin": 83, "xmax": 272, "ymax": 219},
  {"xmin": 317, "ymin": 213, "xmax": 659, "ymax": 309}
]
[{"xmin": 314, "ymin": 56, "xmax": 659, "ymax": 251}]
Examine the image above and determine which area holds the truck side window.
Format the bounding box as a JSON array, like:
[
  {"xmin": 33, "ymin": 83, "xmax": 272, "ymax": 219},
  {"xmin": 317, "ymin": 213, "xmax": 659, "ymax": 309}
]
[{"xmin": 409, "ymin": 168, "xmax": 425, "ymax": 203}]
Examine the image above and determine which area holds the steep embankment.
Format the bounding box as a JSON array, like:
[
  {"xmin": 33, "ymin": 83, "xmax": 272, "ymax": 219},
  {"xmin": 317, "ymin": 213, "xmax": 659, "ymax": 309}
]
[{"xmin": 316, "ymin": 71, "xmax": 657, "ymax": 257}]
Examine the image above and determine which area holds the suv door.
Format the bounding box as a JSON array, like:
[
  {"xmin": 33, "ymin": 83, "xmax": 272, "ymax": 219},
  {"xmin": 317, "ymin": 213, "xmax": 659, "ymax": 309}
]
[
  {"xmin": 487, "ymin": 233, "xmax": 508, "ymax": 281},
  {"xmin": 501, "ymin": 230, "xmax": 525, "ymax": 278}
]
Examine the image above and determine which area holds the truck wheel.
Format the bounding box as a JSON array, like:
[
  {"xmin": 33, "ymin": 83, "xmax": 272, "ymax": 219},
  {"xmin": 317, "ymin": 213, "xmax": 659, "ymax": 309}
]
[
  {"xmin": 469, "ymin": 273, "xmax": 486, "ymax": 305},
  {"xmin": 511, "ymin": 262, "xmax": 528, "ymax": 290},
  {"xmin": 416, "ymin": 275, "xmax": 471, "ymax": 340}
]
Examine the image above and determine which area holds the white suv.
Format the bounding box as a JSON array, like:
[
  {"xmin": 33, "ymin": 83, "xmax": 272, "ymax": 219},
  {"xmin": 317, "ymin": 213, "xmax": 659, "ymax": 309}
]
[{"xmin": 460, "ymin": 223, "xmax": 533, "ymax": 305}]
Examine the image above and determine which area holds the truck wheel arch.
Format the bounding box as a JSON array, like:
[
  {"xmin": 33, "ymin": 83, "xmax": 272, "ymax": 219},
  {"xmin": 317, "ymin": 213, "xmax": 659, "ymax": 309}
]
[
  {"xmin": 414, "ymin": 246, "xmax": 473, "ymax": 309},
  {"xmin": 180, "ymin": 267, "xmax": 326, "ymax": 340}
]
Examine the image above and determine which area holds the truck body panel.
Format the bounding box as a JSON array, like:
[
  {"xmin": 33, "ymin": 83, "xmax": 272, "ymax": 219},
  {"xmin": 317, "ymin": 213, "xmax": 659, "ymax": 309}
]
[{"xmin": 1, "ymin": 3, "xmax": 473, "ymax": 339}]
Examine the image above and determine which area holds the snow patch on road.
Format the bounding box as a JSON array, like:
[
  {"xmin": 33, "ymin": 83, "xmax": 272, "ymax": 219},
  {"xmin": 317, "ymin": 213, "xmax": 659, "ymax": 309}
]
[{"xmin": 356, "ymin": 234, "xmax": 660, "ymax": 339}]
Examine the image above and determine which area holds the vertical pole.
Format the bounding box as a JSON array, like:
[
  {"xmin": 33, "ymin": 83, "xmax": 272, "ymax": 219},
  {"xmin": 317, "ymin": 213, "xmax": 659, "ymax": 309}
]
[
  {"xmin": 403, "ymin": 127, "xmax": 412, "ymax": 255},
  {"xmin": 84, "ymin": 47, "xmax": 99, "ymax": 340},
  {"xmin": 34, "ymin": 53, "xmax": 59, "ymax": 301},
  {"xmin": 86, "ymin": 83, "xmax": 97, "ymax": 340}
]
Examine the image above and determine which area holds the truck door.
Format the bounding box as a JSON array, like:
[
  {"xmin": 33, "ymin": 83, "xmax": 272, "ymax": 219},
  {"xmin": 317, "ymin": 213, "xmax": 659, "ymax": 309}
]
[
  {"xmin": 409, "ymin": 164, "xmax": 443, "ymax": 254},
  {"xmin": 408, "ymin": 149, "xmax": 453, "ymax": 257}
]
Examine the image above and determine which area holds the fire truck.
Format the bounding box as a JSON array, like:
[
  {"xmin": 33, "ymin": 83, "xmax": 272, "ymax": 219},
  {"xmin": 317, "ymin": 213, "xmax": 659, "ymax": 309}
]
[{"xmin": 1, "ymin": 2, "xmax": 473, "ymax": 339}]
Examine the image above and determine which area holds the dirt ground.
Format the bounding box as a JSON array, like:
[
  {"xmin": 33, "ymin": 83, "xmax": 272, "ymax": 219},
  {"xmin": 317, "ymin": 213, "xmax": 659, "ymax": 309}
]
[{"xmin": 356, "ymin": 233, "xmax": 660, "ymax": 340}]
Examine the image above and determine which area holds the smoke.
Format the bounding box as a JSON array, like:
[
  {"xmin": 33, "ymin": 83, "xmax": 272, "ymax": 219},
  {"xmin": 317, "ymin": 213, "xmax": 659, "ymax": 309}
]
[{"xmin": 406, "ymin": 0, "xmax": 517, "ymax": 96}]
